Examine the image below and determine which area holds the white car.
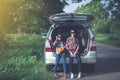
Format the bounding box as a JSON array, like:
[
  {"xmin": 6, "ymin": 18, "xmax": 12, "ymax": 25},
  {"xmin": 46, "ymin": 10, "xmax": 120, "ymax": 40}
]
[{"xmin": 43, "ymin": 13, "xmax": 96, "ymax": 72}]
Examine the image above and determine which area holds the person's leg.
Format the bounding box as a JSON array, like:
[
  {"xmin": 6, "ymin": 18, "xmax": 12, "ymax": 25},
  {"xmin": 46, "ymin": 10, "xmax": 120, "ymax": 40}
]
[
  {"xmin": 61, "ymin": 54, "xmax": 67, "ymax": 74},
  {"xmin": 76, "ymin": 53, "xmax": 82, "ymax": 78},
  {"xmin": 69, "ymin": 56, "xmax": 74, "ymax": 79},
  {"xmin": 69, "ymin": 56, "xmax": 73, "ymax": 73},
  {"xmin": 76, "ymin": 53, "xmax": 81, "ymax": 72},
  {"xmin": 61, "ymin": 54, "xmax": 67, "ymax": 78},
  {"xmin": 54, "ymin": 54, "xmax": 61, "ymax": 77}
]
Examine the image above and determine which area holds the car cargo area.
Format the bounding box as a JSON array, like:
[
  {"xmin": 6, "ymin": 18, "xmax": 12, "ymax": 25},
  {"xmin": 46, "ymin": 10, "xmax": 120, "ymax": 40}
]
[{"xmin": 51, "ymin": 23, "xmax": 89, "ymax": 55}]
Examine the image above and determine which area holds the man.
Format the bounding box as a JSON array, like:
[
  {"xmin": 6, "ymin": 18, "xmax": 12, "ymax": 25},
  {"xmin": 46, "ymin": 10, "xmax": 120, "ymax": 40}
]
[
  {"xmin": 66, "ymin": 30, "xmax": 82, "ymax": 79},
  {"xmin": 53, "ymin": 34, "xmax": 67, "ymax": 79}
]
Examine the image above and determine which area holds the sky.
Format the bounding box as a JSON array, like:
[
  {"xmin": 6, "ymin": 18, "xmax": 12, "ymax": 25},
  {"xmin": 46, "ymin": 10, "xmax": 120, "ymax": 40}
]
[{"xmin": 63, "ymin": 0, "xmax": 92, "ymax": 13}]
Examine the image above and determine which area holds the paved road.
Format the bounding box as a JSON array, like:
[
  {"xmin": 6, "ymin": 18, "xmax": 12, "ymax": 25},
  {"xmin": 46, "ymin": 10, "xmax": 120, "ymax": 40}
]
[{"xmin": 56, "ymin": 43, "xmax": 120, "ymax": 80}]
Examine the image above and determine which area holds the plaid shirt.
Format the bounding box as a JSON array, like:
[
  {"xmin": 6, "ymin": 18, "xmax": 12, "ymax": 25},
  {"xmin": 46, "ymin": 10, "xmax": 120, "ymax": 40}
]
[{"xmin": 66, "ymin": 37, "xmax": 79, "ymax": 52}]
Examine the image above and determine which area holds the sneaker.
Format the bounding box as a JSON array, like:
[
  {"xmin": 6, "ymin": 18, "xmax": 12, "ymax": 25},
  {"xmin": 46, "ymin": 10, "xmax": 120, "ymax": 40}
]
[
  {"xmin": 54, "ymin": 74, "xmax": 58, "ymax": 78},
  {"xmin": 64, "ymin": 74, "xmax": 67, "ymax": 79},
  {"xmin": 70, "ymin": 73, "xmax": 74, "ymax": 79},
  {"xmin": 78, "ymin": 72, "xmax": 81, "ymax": 79}
]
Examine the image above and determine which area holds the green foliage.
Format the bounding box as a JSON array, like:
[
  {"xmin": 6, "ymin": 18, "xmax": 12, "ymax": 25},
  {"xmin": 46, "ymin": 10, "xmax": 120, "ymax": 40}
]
[
  {"xmin": 15, "ymin": 0, "xmax": 48, "ymax": 33},
  {"xmin": 0, "ymin": 56, "xmax": 53, "ymax": 80},
  {"xmin": 106, "ymin": 0, "xmax": 120, "ymax": 18},
  {"xmin": 43, "ymin": 0, "xmax": 65, "ymax": 16},
  {"xmin": 95, "ymin": 18, "xmax": 111, "ymax": 34},
  {"xmin": 105, "ymin": 0, "xmax": 120, "ymax": 40},
  {"xmin": 96, "ymin": 34, "xmax": 120, "ymax": 47},
  {"xmin": 0, "ymin": 33, "xmax": 44, "ymax": 60},
  {"xmin": 75, "ymin": 0, "xmax": 109, "ymax": 34},
  {"xmin": 0, "ymin": 33, "xmax": 54, "ymax": 80},
  {"xmin": 76, "ymin": 0, "xmax": 120, "ymax": 42},
  {"xmin": 0, "ymin": 34, "xmax": 9, "ymax": 50},
  {"xmin": 0, "ymin": 0, "xmax": 84, "ymax": 34}
]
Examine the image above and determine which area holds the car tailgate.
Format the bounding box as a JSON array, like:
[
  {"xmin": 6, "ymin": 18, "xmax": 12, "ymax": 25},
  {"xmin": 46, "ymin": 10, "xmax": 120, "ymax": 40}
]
[{"xmin": 49, "ymin": 13, "xmax": 94, "ymax": 24}]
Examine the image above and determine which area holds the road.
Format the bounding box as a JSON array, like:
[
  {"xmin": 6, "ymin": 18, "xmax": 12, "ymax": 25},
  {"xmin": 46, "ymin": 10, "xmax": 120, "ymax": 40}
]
[{"xmin": 56, "ymin": 43, "xmax": 120, "ymax": 80}]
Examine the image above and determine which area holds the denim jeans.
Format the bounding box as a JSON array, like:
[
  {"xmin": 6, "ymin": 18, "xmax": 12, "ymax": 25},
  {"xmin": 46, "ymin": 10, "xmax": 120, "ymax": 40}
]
[
  {"xmin": 54, "ymin": 53, "xmax": 67, "ymax": 74},
  {"xmin": 69, "ymin": 53, "xmax": 81, "ymax": 73}
]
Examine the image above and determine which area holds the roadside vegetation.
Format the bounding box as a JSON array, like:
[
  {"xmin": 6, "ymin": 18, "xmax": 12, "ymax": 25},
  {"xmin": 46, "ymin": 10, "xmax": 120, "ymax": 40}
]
[
  {"xmin": 0, "ymin": 33, "xmax": 53, "ymax": 80},
  {"xmin": 95, "ymin": 34, "xmax": 120, "ymax": 47}
]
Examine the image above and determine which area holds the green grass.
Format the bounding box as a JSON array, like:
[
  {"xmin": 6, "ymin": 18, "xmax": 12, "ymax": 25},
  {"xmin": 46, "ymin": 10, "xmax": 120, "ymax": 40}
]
[
  {"xmin": 95, "ymin": 34, "xmax": 120, "ymax": 47},
  {"xmin": 0, "ymin": 33, "xmax": 54, "ymax": 80}
]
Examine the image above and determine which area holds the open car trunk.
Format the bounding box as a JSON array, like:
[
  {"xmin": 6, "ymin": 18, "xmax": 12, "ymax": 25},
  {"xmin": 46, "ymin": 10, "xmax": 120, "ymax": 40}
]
[{"xmin": 51, "ymin": 23, "xmax": 89, "ymax": 55}]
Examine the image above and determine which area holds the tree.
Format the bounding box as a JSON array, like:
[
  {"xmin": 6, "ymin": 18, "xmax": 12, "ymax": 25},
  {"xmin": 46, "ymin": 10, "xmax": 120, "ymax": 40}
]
[
  {"xmin": 0, "ymin": 0, "xmax": 83, "ymax": 34},
  {"xmin": 105, "ymin": 0, "xmax": 120, "ymax": 40},
  {"xmin": 14, "ymin": 0, "xmax": 48, "ymax": 33},
  {"xmin": 75, "ymin": 0, "xmax": 109, "ymax": 35}
]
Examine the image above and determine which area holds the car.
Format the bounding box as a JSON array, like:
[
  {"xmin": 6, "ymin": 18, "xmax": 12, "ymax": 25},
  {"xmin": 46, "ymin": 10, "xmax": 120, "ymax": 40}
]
[{"xmin": 43, "ymin": 13, "xmax": 96, "ymax": 72}]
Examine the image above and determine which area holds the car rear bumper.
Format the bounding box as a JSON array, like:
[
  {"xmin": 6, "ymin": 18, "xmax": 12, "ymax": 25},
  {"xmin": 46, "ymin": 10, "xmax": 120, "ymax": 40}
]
[
  {"xmin": 45, "ymin": 51, "xmax": 96, "ymax": 65},
  {"xmin": 45, "ymin": 52, "xmax": 55, "ymax": 64},
  {"xmin": 81, "ymin": 51, "xmax": 96, "ymax": 64}
]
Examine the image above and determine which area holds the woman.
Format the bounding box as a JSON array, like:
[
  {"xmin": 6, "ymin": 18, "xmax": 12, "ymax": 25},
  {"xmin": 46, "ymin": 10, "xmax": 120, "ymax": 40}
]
[
  {"xmin": 66, "ymin": 30, "xmax": 82, "ymax": 79},
  {"xmin": 53, "ymin": 34, "xmax": 67, "ymax": 79}
]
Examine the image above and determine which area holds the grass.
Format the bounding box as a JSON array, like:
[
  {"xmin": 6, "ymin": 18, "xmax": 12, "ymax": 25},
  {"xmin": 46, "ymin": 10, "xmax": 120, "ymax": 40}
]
[
  {"xmin": 0, "ymin": 33, "xmax": 54, "ymax": 80},
  {"xmin": 95, "ymin": 34, "xmax": 120, "ymax": 47}
]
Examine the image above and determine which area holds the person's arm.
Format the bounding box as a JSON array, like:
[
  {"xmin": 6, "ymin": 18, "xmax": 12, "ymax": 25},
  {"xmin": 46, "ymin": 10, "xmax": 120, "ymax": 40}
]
[
  {"xmin": 69, "ymin": 51, "xmax": 73, "ymax": 55},
  {"xmin": 53, "ymin": 36, "xmax": 58, "ymax": 46},
  {"xmin": 74, "ymin": 45, "xmax": 79, "ymax": 55},
  {"xmin": 74, "ymin": 39, "xmax": 80, "ymax": 56}
]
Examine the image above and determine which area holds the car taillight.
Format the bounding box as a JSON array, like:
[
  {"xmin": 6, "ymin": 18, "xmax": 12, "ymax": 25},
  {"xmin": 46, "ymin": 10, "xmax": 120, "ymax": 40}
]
[
  {"xmin": 45, "ymin": 38, "xmax": 52, "ymax": 52},
  {"xmin": 90, "ymin": 37, "xmax": 96, "ymax": 51},
  {"xmin": 90, "ymin": 46, "xmax": 96, "ymax": 51}
]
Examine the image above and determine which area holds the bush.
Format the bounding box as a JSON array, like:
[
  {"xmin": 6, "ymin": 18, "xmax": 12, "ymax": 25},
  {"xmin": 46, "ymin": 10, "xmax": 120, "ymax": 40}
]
[
  {"xmin": 96, "ymin": 33, "xmax": 120, "ymax": 47},
  {"xmin": 0, "ymin": 56, "xmax": 53, "ymax": 80},
  {"xmin": 0, "ymin": 33, "xmax": 54, "ymax": 80},
  {"xmin": 108, "ymin": 34, "xmax": 120, "ymax": 40},
  {"xmin": 0, "ymin": 33, "xmax": 9, "ymax": 50},
  {"xmin": 0, "ymin": 33, "xmax": 44, "ymax": 60}
]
